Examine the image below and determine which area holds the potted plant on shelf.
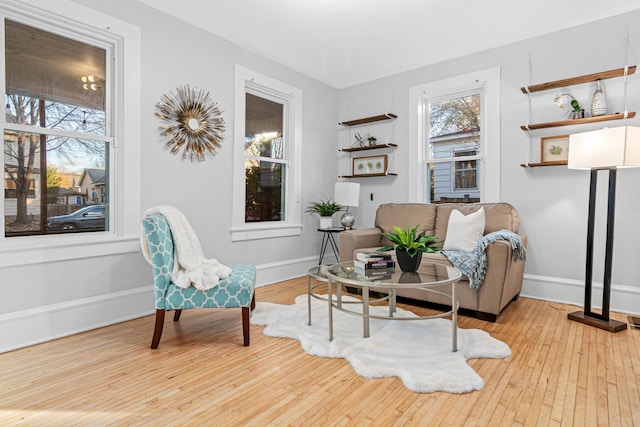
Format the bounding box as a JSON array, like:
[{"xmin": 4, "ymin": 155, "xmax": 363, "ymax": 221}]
[
  {"xmin": 305, "ymin": 199, "xmax": 343, "ymax": 229},
  {"xmin": 378, "ymin": 224, "xmax": 442, "ymax": 272},
  {"xmin": 554, "ymin": 93, "xmax": 584, "ymax": 119}
]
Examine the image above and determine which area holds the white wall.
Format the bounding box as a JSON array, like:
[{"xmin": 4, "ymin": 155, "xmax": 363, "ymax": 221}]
[
  {"xmin": 337, "ymin": 11, "xmax": 640, "ymax": 315},
  {"xmin": 0, "ymin": 0, "xmax": 339, "ymax": 352}
]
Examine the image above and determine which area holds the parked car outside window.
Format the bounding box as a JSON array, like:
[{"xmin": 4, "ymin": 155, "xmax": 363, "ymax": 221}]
[{"xmin": 47, "ymin": 205, "xmax": 106, "ymax": 231}]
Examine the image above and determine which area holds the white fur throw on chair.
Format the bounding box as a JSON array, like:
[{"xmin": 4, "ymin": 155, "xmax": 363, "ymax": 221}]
[{"xmin": 141, "ymin": 205, "xmax": 231, "ymax": 290}]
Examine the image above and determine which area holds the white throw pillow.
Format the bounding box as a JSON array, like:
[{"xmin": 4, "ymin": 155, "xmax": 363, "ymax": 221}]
[{"xmin": 443, "ymin": 207, "xmax": 485, "ymax": 252}]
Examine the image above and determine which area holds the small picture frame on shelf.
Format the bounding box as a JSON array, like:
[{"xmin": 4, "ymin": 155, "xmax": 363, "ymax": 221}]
[
  {"xmin": 352, "ymin": 154, "xmax": 387, "ymax": 176},
  {"xmin": 540, "ymin": 135, "xmax": 570, "ymax": 165}
]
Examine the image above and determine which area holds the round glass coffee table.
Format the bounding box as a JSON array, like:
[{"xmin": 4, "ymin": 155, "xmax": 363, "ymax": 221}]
[
  {"xmin": 323, "ymin": 261, "xmax": 462, "ymax": 352},
  {"xmin": 307, "ymin": 265, "xmax": 388, "ymax": 327}
]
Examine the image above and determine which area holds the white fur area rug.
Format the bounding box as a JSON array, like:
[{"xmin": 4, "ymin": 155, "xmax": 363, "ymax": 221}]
[{"xmin": 251, "ymin": 294, "xmax": 511, "ymax": 393}]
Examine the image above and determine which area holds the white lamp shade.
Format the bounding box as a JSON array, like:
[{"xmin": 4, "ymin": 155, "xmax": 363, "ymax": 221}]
[
  {"xmin": 334, "ymin": 182, "xmax": 360, "ymax": 207},
  {"xmin": 568, "ymin": 126, "xmax": 640, "ymax": 170}
]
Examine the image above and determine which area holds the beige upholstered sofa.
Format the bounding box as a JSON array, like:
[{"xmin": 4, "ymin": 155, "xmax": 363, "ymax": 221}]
[{"xmin": 337, "ymin": 203, "xmax": 527, "ymax": 321}]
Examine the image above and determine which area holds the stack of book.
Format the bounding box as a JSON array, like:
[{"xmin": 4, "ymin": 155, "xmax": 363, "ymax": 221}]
[{"xmin": 353, "ymin": 252, "xmax": 395, "ymax": 276}]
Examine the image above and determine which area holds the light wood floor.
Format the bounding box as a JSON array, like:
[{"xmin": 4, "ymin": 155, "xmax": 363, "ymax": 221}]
[{"xmin": 1, "ymin": 277, "xmax": 639, "ymax": 426}]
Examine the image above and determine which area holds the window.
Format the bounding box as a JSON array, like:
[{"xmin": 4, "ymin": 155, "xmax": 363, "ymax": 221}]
[
  {"xmin": 428, "ymin": 93, "xmax": 481, "ymax": 203},
  {"xmin": 244, "ymin": 93, "xmax": 285, "ymax": 223},
  {"xmin": 232, "ymin": 66, "xmax": 302, "ymax": 241},
  {"xmin": 408, "ymin": 68, "xmax": 500, "ymax": 203},
  {"xmin": 3, "ymin": 19, "xmax": 109, "ymax": 236},
  {"xmin": 454, "ymin": 150, "xmax": 478, "ymax": 191},
  {"xmin": 0, "ymin": 1, "xmax": 141, "ymax": 267}
]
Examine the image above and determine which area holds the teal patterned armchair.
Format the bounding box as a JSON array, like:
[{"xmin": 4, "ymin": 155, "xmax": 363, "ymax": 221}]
[{"xmin": 142, "ymin": 214, "xmax": 256, "ymax": 349}]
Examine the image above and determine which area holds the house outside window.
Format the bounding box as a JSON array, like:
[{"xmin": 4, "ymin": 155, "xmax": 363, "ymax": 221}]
[
  {"xmin": 3, "ymin": 19, "xmax": 109, "ymax": 236},
  {"xmin": 408, "ymin": 68, "xmax": 501, "ymax": 204},
  {"xmin": 427, "ymin": 94, "xmax": 481, "ymax": 203},
  {"xmin": 231, "ymin": 66, "xmax": 302, "ymax": 242}
]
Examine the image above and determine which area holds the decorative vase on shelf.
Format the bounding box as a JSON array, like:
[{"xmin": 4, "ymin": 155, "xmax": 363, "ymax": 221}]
[{"xmin": 591, "ymin": 80, "xmax": 607, "ymax": 117}]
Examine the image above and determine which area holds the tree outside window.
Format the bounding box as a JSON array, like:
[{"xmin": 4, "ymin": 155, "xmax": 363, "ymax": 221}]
[
  {"xmin": 3, "ymin": 19, "xmax": 108, "ymax": 236},
  {"xmin": 427, "ymin": 94, "xmax": 481, "ymax": 203},
  {"xmin": 243, "ymin": 93, "xmax": 286, "ymax": 223}
]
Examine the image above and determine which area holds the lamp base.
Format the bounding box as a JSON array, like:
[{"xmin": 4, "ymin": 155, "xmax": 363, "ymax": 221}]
[
  {"xmin": 568, "ymin": 311, "xmax": 627, "ymax": 332},
  {"xmin": 340, "ymin": 212, "xmax": 354, "ymax": 230}
]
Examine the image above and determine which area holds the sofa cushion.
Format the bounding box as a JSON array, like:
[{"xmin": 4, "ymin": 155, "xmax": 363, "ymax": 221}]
[
  {"xmin": 375, "ymin": 203, "xmax": 438, "ymax": 246},
  {"xmin": 443, "ymin": 207, "xmax": 485, "ymax": 251},
  {"xmin": 435, "ymin": 203, "xmax": 519, "ymax": 240}
]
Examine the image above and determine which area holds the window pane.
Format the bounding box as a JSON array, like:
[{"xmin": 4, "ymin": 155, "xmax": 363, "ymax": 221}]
[
  {"xmin": 3, "ymin": 19, "xmax": 110, "ymax": 236},
  {"xmin": 429, "ymin": 94, "xmax": 480, "ymax": 138},
  {"xmin": 429, "ymin": 161, "xmax": 480, "ymax": 203},
  {"xmin": 5, "ymin": 20, "xmax": 106, "ymax": 134},
  {"xmin": 245, "ymin": 159, "xmax": 284, "ymax": 222},
  {"xmin": 454, "ymin": 150, "xmax": 478, "ymax": 190},
  {"xmin": 244, "ymin": 93, "xmax": 284, "ymax": 160},
  {"xmin": 427, "ymin": 93, "xmax": 481, "ymax": 203},
  {"xmin": 455, "ymin": 168, "xmax": 477, "ymax": 189},
  {"xmin": 4, "ymin": 130, "xmax": 109, "ymax": 236}
]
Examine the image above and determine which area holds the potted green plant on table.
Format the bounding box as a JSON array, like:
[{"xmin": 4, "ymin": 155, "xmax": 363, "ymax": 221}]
[
  {"xmin": 305, "ymin": 199, "xmax": 343, "ymax": 229},
  {"xmin": 378, "ymin": 224, "xmax": 441, "ymax": 272}
]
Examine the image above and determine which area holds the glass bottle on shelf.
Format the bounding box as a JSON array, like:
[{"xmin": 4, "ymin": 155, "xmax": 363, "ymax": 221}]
[{"xmin": 591, "ymin": 80, "xmax": 607, "ymax": 117}]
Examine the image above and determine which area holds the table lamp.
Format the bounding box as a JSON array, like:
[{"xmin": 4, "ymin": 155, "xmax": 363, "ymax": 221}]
[
  {"xmin": 567, "ymin": 126, "xmax": 640, "ymax": 332},
  {"xmin": 334, "ymin": 182, "xmax": 360, "ymax": 230}
]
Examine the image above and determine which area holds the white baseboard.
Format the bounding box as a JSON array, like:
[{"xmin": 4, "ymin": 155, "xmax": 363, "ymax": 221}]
[
  {"xmin": 521, "ymin": 273, "xmax": 640, "ymax": 316},
  {"xmin": 0, "ymin": 286, "xmax": 155, "ymax": 354},
  {"xmin": 0, "ymin": 254, "xmax": 335, "ymax": 353},
  {"xmin": 255, "ymin": 255, "xmax": 331, "ymax": 287}
]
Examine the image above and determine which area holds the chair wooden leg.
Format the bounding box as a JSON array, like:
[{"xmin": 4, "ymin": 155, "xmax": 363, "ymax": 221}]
[
  {"xmin": 151, "ymin": 309, "xmax": 165, "ymax": 349},
  {"xmin": 242, "ymin": 306, "xmax": 250, "ymax": 346},
  {"xmin": 173, "ymin": 309, "xmax": 182, "ymax": 321},
  {"xmin": 250, "ymin": 293, "xmax": 256, "ymax": 311}
]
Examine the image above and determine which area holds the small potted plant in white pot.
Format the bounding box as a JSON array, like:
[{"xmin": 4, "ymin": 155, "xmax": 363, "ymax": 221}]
[{"xmin": 305, "ymin": 199, "xmax": 343, "ymax": 229}]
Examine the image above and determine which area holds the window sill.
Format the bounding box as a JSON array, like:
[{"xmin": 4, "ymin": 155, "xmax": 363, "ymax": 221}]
[
  {"xmin": 0, "ymin": 234, "xmax": 141, "ymax": 268},
  {"xmin": 230, "ymin": 223, "xmax": 302, "ymax": 242}
]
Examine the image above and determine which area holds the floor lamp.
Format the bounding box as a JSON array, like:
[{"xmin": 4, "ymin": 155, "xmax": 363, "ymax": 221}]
[
  {"xmin": 567, "ymin": 126, "xmax": 640, "ymax": 332},
  {"xmin": 334, "ymin": 182, "xmax": 360, "ymax": 230}
]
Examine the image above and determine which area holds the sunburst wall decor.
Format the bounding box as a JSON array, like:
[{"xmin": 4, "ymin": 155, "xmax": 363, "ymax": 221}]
[{"xmin": 155, "ymin": 85, "xmax": 225, "ymax": 162}]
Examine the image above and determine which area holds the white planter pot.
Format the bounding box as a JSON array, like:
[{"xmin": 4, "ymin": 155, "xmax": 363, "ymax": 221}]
[{"xmin": 319, "ymin": 216, "xmax": 333, "ymax": 229}]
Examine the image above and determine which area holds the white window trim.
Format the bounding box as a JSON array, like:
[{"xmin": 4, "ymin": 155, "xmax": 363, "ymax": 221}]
[
  {"xmin": 0, "ymin": 0, "xmax": 141, "ymax": 267},
  {"xmin": 231, "ymin": 65, "xmax": 302, "ymax": 241},
  {"xmin": 408, "ymin": 67, "xmax": 500, "ymax": 203}
]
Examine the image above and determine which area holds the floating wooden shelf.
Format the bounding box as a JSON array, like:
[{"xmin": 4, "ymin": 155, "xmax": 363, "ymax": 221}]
[
  {"xmin": 339, "ymin": 143, "xmax": 397, "ymax": 152},
  {"xmin": 338, "ymin": 113, "xmax": 397, "ymax": 127},
  {"xmin": 520, "ymin": 112, "xmax": 636, "ymax": 131},
  {"xmin": 520, "ymin": 66, "xmax": 636, "ymax": 94},
  {"xmin": 520, "ymin": 161, "xmax": 567, "ymax": 168},
  {"xmin": 339, "ymin": 172, "xmax": 398, "ymax": 178}
]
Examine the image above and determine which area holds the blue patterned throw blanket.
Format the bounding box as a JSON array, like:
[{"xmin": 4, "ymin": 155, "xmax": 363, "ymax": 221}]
[{"xmin": 442, "ymin": 230, "xmax": 526, "ymax": 289}]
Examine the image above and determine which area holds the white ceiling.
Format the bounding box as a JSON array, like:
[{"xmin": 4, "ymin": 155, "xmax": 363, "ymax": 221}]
[{"xmin": 137, "ymin": 0, "xmax": 640, "ymax": 89}]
